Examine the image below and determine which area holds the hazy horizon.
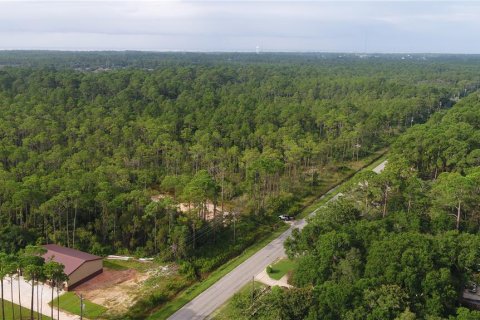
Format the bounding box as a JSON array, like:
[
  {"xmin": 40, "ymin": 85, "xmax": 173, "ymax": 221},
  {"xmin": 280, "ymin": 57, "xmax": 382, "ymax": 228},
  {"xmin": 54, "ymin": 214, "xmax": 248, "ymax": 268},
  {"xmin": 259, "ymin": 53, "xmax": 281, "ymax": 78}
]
[
  {"xmin": 1, "ymin": 50, "xmax": 479, "ymax": 55},
  {"xmin": 1, "ymin": 1, "xmax": 480, "ymax": 54}
]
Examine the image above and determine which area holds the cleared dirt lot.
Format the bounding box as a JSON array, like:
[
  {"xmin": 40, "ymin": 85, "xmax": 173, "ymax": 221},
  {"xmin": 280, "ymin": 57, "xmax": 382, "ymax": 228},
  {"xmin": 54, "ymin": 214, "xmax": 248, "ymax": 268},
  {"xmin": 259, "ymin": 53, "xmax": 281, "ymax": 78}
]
[{"xmin": 73, "ymin": 267, "xmax": 149, "ymax": 314}]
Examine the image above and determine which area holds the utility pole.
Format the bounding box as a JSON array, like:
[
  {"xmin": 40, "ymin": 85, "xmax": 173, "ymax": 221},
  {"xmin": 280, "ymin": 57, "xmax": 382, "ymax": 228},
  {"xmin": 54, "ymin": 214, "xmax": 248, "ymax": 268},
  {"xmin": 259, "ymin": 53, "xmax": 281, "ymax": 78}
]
[
  {"xmin": 233, "ymin": 211, "xmax": 237, "ymax": 245},
  {"xmin": 80, "ymin": 294, "xmax": 83, "ymax": 320},
  {"xmin": 251, "ymin": 276, "xmax": 255, "ymax": 306}
]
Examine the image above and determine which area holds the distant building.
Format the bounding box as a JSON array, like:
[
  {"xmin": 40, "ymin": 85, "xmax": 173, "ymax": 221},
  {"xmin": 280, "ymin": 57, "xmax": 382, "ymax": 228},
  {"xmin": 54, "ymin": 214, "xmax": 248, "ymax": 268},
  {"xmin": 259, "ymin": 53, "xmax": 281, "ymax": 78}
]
[{"xmin": 43, "ymin": 244, "xmax": 103, "ymax": 290}]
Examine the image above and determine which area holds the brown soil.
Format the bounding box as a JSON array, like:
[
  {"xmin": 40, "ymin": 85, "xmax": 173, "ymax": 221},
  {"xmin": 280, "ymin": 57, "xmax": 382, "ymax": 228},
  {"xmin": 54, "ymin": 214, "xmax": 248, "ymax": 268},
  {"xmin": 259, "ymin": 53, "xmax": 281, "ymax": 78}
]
[
  {"xmin": 151, "ymin": 193, "xmax": 231, "ymax": 221},
  {"xmin": 73, "ymin": 268, "xmax": 149, "ymax": 314}
]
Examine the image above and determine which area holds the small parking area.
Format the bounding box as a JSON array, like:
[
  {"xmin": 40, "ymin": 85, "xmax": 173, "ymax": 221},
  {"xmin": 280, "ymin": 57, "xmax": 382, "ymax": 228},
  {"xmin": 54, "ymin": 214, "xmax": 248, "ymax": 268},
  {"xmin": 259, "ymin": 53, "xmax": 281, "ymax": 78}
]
[{"xmin": 3, "ymin": 276, "xmax": 78, "ymax": 320}]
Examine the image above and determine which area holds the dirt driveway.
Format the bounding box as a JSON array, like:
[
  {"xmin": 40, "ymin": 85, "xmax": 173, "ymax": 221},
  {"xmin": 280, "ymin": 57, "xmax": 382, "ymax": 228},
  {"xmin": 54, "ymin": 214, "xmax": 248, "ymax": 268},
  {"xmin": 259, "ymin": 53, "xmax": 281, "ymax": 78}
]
[{"xmin": 73, "ymin": 268, "xmax": 149, "ymax": 314}]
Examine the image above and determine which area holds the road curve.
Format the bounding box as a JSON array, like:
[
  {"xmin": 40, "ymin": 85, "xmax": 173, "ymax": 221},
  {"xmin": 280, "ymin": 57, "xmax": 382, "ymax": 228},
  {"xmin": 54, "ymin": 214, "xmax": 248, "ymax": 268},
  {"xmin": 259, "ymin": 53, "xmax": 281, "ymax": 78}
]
[{"xmin": 168, "ymin": 159, "xmax": 386, "ymax": 320}]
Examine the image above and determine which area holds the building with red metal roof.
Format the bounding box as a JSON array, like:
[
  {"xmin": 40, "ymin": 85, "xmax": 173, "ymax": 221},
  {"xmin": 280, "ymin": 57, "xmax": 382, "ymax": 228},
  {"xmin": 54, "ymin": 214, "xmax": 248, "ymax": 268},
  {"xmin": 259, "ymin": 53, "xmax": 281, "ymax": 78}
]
[{"xmin": 43, "ymin": 244, "xmax": 103, "ymax": 290}]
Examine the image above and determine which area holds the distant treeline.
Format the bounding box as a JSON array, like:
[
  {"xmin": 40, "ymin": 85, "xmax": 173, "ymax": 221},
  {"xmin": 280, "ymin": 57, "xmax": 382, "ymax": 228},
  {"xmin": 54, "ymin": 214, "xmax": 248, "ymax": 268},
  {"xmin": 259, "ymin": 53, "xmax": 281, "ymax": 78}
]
[{"xmin": 1, "ymin": 50, "xmax": 480, "ymax": 69}]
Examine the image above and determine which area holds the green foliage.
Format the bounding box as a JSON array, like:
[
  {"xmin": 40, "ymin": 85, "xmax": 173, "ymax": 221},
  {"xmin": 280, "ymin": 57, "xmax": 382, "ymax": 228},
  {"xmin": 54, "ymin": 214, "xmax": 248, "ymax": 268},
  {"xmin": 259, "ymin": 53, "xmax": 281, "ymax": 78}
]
[
  {"xmin": 262, "ymin": 93, "xmax": 480, "ymax": 319},
  {"xmin": 0, "ymin": 225, "xmax": 36, "ymax": 253},
  {"xmin": 453, "ymin": 308, "xmax": 480, "ymax": 320},
  {"xmin": 2, "ymin": 53, "xmax": 480, "ymax": 319},
  {"xmin": 365, "ymin": 285, "xmax": 408, "ymax": 320},
  {"xmin": 277, "ymin": 287, "xmax": 313, "ymax": 320},
  {"xmin": 0, "ymin": 301, "xmax": 51, "ymax": 320},
  {"xmin": 178, "ymin": 261, "xmax": 198, "ymax": 280},
  {"xmin": 431, "ymin": 172, "xmax": 475, "ymax": 230},
  {"xmin": 0, "ymin": 54, "xmax": 473, "ymax": 261}
]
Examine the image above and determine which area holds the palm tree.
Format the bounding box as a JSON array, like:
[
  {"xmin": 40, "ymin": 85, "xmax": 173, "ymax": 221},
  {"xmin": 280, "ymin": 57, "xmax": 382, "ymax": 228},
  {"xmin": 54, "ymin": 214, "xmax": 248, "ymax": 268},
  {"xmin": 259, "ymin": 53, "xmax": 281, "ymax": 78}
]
[
  {"xmin": 0, "ymin": 252, "xmax": 7, "ymax": 320},
  {"xmin": 36, "ymin": 265, "xmax": 46, "ymax": 320},
  {"xmin": 5, "ymin": 254, "xmax": 18, "ymax": 320},
  {"xmin": 44, "ymin": 260, "xmax": 66, "ymax": 320},
  {"xmin": 16, "ymin": 258, "xmax": 23, "ymax": 320},
  {"xmin": 43, "ymin": 261, "xmax": 56, "ymax": 320},
  {"xmin": 55, "ymin": 267, "xmax": 68, "ymax": 320},
  {"xmin": 21, "ymin": 246, "xmax": 46, "ymax": 320}
]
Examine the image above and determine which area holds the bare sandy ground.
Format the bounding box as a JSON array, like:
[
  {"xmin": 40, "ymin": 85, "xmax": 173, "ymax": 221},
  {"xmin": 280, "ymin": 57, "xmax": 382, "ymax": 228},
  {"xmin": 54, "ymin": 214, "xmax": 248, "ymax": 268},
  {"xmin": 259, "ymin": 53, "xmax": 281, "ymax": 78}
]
[
  {"xmin": 255, "ymin": 267, "xmax": 292, "ymax": 289},
  {"xmin": 73, "ymin": 268, "xmax": 149, "ymax": 314},
  {"xmin": 151, "ymin": 194, "xmax": 230, "ymax": 221}
]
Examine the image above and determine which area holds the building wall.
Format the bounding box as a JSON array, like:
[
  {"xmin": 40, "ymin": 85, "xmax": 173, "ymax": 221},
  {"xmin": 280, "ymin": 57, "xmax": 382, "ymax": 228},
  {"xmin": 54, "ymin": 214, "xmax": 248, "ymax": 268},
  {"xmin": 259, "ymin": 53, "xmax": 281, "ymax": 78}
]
[{"xmin": 67, "ymin": 259, "xmax": 103, "ymax": 288}]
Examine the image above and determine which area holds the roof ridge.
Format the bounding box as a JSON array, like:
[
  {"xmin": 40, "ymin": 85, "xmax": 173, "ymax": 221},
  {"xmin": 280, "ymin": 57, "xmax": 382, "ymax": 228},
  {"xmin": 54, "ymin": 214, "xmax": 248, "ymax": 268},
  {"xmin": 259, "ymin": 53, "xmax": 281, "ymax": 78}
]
[
  {"xmin": 42, "ymin": 244, "xmax": 102, "ymax": 276},
  {"xmin": 43, "ymin": 244, "xmax": 102, "ymax": 261}
]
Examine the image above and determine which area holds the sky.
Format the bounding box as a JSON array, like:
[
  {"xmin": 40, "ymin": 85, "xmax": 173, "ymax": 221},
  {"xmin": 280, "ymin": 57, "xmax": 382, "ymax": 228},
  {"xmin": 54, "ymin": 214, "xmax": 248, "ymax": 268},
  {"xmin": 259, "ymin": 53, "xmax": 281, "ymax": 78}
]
[{"xmin": 0, "ymin": 1, "xmax": 479, "ymax": 53}]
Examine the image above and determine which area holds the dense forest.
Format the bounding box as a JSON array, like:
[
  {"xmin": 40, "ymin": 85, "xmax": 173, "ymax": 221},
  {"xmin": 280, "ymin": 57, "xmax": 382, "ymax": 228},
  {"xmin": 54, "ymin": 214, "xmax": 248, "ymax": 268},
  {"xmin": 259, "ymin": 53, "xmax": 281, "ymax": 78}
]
[
  {"xmin": 221, "ymin": 93, "xmax": 480, "ymax": 319},
  {"xmin": 1, "ymin": 54, "xmax": 478, "ymax": 258},
  {"xmin": 1, "ymin": 52, "xmax": 480, "ymax": 318}
]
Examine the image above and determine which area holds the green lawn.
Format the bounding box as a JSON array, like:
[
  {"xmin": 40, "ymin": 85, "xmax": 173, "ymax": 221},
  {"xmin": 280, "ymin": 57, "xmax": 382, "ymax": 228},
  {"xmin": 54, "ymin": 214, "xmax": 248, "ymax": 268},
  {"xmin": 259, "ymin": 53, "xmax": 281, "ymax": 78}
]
[
  {"xmin": 52, "ymin": 292, "xmax": 107, "ymax": 319},
  {"xmin": 267, "ymin": 259, "xmax": 298, "ymax": 280},
  {"xmin": 147, "ymin": 224, "xmax": 289, "ymax": 320},
  {"xmin": 104, "ymin": 258, "xmax": 157, "ymax": 272},
  {"xmin": 103, "ymin": 259, "xmax": 130, "ymax": 271},
  {"xmin": 0, "ymin": 301, "xmax": 51, "ymax": 319}
]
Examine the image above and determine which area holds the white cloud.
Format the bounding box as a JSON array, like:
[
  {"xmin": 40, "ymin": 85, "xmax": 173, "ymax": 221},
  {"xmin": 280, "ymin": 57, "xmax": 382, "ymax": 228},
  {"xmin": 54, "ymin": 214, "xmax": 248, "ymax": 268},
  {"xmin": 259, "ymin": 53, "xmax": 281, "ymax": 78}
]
[{"xmin": 0, "ymin": 1, "xmax": 479, "ymax": 53}]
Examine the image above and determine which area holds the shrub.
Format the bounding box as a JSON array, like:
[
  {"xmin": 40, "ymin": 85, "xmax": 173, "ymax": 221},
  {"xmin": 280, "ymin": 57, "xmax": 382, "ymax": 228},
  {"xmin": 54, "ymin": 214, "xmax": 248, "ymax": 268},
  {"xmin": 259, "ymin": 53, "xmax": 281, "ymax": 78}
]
[
  {"xmin": 179, "ymin": 260, "xmax": 198, "ymax": 280},
  {"xmin": 267, "ymin": 265, "xmax": 273, "ymax": 274},
  {"xmin": 124, "ymin": 291, "xmax": 168, "ymax": 319}
]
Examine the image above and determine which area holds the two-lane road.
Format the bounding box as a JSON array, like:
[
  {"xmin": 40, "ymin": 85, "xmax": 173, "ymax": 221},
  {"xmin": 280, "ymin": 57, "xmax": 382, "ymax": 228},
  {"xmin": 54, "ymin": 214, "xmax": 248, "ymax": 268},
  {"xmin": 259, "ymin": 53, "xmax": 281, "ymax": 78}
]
[
  {"xmin": 169, "ymin": 225, "xmax": 297, "ymax": 319},
  {"xmin": 168, "ymin": 195, "xmax": 329, "ymax": 320},
  {"xmin": 168, "ymin": 160, "xmax": 388, "ymax": 320}
]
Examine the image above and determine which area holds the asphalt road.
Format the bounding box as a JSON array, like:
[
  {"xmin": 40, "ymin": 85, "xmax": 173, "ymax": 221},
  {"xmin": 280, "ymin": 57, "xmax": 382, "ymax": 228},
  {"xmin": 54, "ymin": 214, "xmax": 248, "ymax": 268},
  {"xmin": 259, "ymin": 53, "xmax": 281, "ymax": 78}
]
[
  {"xmin": 168, "ymin": 160, "xmax": 387, "ymax": 320},
  {"xmin": 373, "ymin": 160, "xmax": 388, "ymax": 174},
  {"xmin": 168, "ymin": 226, "xmax": 296, "ymax": 320},
  {"xmin": 168, "ymin": 193, "xmax": 332, "ymax": 320}
]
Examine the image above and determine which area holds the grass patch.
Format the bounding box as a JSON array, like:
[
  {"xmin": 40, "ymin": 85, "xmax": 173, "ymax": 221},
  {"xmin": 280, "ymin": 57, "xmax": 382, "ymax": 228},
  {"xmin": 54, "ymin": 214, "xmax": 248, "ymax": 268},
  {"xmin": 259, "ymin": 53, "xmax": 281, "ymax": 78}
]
[
  {"xmin": 103, "ymin": 259, "xmax": 157, "ymax": 272},
  {"xmin": 0, "ymin": 301, "xmax": 51, "ymax": 320},
  {"xmin": 103, "ymin": 259, "xmax": 130, "ymax": 271},
  {"xmin": 52, "ymin": 292, "xmax": 107, "ymax": 319},
  {"xmin": 267, "ymin": 259, "xmax": 298, "ymax": 281},
  {"xmin": 146, "ymin": 223, "xmax": 289, "ymax": 320}
]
